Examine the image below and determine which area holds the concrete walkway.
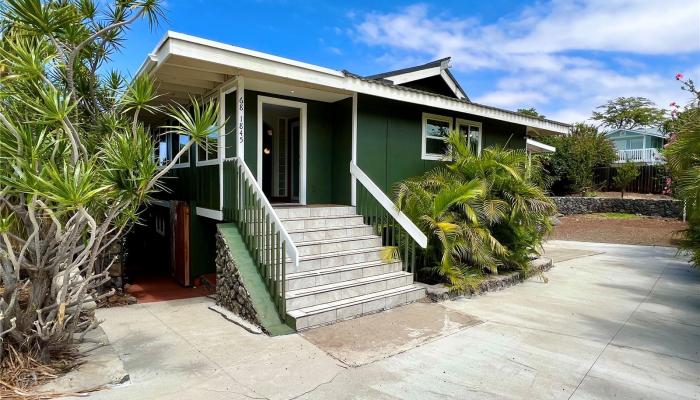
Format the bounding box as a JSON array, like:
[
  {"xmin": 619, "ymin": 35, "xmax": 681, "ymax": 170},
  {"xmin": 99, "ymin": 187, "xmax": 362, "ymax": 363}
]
[{"xmin": 86, "ymin": 241, "xmax": 699, "ymax": 399}]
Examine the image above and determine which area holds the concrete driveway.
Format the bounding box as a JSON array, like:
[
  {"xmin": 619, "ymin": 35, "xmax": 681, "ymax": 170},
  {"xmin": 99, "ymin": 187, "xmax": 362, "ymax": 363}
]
[{"xmin": 86, "ymin": 241, "xmax": 699, "ymax": 400}]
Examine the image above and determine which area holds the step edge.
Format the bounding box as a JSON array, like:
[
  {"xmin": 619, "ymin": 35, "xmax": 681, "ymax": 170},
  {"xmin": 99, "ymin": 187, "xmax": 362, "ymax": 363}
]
[
  {"xmin": 286, "ymin": 271, "xmax": 412, "ymax": 298},
  {"xmin": 286, "ymin": 260, "xmax": 402, "ymax": 279},
  {"xmin": 287, "ymin": 285, "xmax": 424, "ymax": 317}
]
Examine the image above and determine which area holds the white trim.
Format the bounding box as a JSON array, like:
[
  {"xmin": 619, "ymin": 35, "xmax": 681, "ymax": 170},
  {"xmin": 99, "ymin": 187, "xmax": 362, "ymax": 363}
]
[
  {"xmin": 196, "ymin": 207, "xmax": 223, "ymax": 220},
  {"xmin": 351, "ymin": 92, "xmax": 358, "ymax": 206},
  {"xmin": 440, "ymin": 70, "xmax": 466, "ymax": 100},
  {"xmin": 350, "ymin": 161, "xmax": 428, "ymax": 248},
  {"xmin": 256, "ymin": 95, "xmax": 308, "ymax": 204},
  {"xmin": 218, "ymin": 84, "xmax": 227, "ymax": 212},
  {"xmin": 139, "ymin": 32, "xmax": 569, "ymax": 135},
  {"xmin": 385, "ymin": 66, "xmax": 442, "ymax": 85},
  {"xmin": 456, "ymin": 118, "xmax": 483, "ymax": 155},
  {"xmin": 526, "ymin": 138, "xmax": 556, "ymax": 153},
  {"xmin": 151, "ymin": 199, "xmax": 170, "ymax": 207},
  {"xmin": 421, "ymin": 113, "xmax": 454, "ymax": 160}
]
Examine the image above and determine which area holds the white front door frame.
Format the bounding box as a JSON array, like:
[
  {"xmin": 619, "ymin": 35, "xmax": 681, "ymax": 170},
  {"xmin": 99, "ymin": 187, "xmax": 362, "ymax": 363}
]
[{"xmin": 256, "ymin": 95, "xmax": 308, "ymax": 205}]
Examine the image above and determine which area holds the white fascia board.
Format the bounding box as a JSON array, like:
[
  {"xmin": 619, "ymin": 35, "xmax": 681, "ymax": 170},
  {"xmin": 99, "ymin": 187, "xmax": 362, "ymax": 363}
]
[
  {"xmin": 153, "ymin": 33, "xmax": 569, "ymax": 134},
  {"xmin": 168, "ymin": 31, "xmax": 344, "ymax": 77},
  {"xmin": 383, "ymin": 66, "xmax": 442, "ymax": 85},
  {"xmin": 345, "ymin": 76, "xmax": 570, "ymax": 134},
  {"xmin": 440, "ymin": 70, "xmax": 466, "ymax": 99},
  {"xmin": 526, "ymin": 138, "xmax": 556, "ymax": 153}
]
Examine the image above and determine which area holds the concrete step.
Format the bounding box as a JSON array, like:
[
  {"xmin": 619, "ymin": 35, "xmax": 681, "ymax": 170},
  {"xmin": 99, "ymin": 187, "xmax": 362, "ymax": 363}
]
[
  {"xmin": 274, "ymin": 205, "xmax": 356, "ymax": 219},
  {"xmin": 280, "ymin": 215, "xmax": 365, "ymax": 231},
  {"xmin": 286, "ymin": 260, "xmax": 403, "ymax": 291},
  {"xmin": 296, "ymin": 235, "xmax": 382, "ymax": 257},
  {"xmin": 285, "ymin": 271, "xmax": 413, "ymax": 311},
  {"xmin": 287, "ymin": 224, "xmax": 374, "ymax": 242},
  {"xmin": 288, "ymin": 247, "xmax": 388, "ymax": 273},
  {"xmin": 286, "ymin": 285, "xmax": 426, "ymax": 330}
]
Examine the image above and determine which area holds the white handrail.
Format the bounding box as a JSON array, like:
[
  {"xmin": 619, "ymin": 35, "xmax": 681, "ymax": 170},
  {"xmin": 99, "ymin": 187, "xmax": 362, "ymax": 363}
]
[
  {"xmin": 350, "ymin": 161, "xmax": 428, "ymax": 248},
  {"xmin": 235, "ymin": 158, "xmax": 299, "ymax": 267}
]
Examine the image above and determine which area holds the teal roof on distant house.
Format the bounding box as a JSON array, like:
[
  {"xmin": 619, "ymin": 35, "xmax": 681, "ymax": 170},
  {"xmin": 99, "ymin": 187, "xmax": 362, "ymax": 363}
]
[{"xmin": 604, "ymin": 127, "xmax": 666, "ymax": 138}]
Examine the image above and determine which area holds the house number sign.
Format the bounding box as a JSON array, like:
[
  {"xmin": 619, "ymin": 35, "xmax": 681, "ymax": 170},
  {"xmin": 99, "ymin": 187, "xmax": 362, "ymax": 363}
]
[{"xmin": 238, "ymin": 96, "xmax": 244, "ymax": 144}]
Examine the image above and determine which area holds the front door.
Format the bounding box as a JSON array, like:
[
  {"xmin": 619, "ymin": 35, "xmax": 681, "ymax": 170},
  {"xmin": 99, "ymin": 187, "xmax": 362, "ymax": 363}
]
[{"xmin": 261, "ymin": 102, "xmax": 301, "ymax": 203}]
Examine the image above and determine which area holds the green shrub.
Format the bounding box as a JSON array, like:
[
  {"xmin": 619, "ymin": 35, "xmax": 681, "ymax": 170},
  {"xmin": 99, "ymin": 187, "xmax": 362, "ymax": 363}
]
[
  {"xmin": 613, "ymin": 162, "xmax": 641, "ymax": 198},
  {"xmin": 394, "ymin": 131, "xmax": 555, "ymax": 291},
  {"xmin": 541, "ymin": 123, "xmax": 617, "ymax": 195},
  {"xmin": 664, "ymin": 75, "xmax": 700, "ymax": 266}
]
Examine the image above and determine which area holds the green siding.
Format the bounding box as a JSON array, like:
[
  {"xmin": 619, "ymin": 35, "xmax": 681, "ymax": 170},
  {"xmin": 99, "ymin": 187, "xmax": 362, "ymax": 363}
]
[
  {"xmin": 356, "ymin": 94, "xmax": 526, "ymax": 196},
  {"xmin": 331, "ymin": 98, "xmax": 353, "ymax": 205}
]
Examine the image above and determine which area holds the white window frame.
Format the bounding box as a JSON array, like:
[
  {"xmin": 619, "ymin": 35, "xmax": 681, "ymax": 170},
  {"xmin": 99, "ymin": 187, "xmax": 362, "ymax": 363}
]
[
  {"xmin": 421, "ymin": 113, "xmax": 454, "ymax": 160},
  {"xmin": 196, "ymin": 130, "xmax": 220, "ymax": 167},
  {"xmin": 456, "ymin": 118, "xmax": 483, "ymax": 155},
  {"xmin": 173, "ymin": 132, "xmax": 191, "ymax": 168},
  {"xmin": 195, "ymin": 98, "xmax": 222, "ymax": 167}
]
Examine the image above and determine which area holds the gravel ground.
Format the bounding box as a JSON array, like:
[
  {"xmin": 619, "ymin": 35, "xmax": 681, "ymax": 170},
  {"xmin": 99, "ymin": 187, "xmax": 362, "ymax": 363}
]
[{"xmin": 549, "ymin": 213, "xmax": 687, "ymax": 246}]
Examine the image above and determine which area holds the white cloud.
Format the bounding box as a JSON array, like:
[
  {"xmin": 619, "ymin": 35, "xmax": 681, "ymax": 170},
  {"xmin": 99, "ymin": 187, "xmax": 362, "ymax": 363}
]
[{"xmin": 352, "ymin": 1, "xmax": 700, "ymax": 124}]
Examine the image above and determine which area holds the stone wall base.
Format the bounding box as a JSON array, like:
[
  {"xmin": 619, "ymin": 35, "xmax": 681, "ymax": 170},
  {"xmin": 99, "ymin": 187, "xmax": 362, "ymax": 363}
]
[
  {"xmin": 215, "ymin": 231, "xmax": 261, "ymax": 328},
  {"xmin": 551, "ymin": 197, "xmax": 683, "ymax": 219}
]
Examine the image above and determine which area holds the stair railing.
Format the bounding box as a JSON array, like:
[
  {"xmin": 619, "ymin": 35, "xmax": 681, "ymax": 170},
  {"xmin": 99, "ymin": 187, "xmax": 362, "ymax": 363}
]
[
  {"xmin": 350, "ymin": 161, "xmax": 428, "ymax": 275},
  {"xmin": 223, "ymin": 158, "xmax": 298, "ymax": 317}
]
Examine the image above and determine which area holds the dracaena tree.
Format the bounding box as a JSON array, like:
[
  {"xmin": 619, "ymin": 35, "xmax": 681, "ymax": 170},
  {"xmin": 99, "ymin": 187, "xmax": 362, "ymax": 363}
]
[{"xmin": 0, "ymin": 0, "xmax": 220, "ymax": 363}]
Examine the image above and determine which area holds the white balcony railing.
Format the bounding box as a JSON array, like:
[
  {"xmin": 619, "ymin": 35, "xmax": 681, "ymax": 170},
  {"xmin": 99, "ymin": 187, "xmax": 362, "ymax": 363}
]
[{"xmin": 615, "ymin": 148, "xmax": 665, "ymax": 164}]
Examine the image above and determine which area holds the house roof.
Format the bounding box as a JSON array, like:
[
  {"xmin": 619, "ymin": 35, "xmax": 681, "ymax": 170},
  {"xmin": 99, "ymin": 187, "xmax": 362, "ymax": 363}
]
[
  {"xmin": 605, "ymin": 127, "xmax": 666, "ymax": 138},
  {"xmin": 364, "ymin": 57, "xmax": 469, "ymax": 100},
  {"xmin": 135, "ymin": 31, "xmax": 570, "ymax": 135}
]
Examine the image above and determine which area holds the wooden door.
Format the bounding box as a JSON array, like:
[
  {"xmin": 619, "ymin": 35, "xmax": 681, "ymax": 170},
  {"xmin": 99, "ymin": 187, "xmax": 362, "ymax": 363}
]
[{"xmin": 170, "ymin": 201, "xmax": 190, "ymax": 286}]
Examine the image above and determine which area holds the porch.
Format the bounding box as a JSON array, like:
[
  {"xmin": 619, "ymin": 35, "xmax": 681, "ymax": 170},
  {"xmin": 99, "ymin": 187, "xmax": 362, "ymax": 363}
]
[{"xmin": 615, "ymin": 148, "xmax": 665, "ymax": 165}]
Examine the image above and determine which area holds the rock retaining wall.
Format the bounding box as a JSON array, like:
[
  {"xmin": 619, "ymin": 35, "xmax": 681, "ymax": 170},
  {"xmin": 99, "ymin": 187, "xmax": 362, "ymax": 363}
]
[
  {"xmin": 215, "ymin": 231, "xmax": 261, "ymax": 327},
  {"xmin": 551, "ymin": 197, "xmax": 683, "ymax": 219}
]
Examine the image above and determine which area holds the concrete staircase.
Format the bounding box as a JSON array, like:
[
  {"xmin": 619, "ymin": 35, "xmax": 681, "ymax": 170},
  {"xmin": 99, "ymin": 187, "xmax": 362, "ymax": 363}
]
[{"xmin": 275, "ymin": 205, "xmax": 425, "ymax": 330}]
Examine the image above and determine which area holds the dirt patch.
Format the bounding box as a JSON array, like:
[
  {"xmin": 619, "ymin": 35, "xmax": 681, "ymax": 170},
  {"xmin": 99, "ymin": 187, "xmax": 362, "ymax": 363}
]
[
  {"xmin": 301, "ymin": 302, "xmax": 480, "ymax": 366},
  {"xmin": 550, "ymin": 213, "xmax": 686, "ymax": 246}
]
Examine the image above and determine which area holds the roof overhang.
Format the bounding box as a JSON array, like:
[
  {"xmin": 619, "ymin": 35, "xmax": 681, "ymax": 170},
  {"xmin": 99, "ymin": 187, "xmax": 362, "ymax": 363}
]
[
  {"xmin": 526, "ymin": 138, "xmax": 556, "ymax": 153},
  {"xmin": 136, "ymin": 31, "xmax": 570, "ymax": 135}
]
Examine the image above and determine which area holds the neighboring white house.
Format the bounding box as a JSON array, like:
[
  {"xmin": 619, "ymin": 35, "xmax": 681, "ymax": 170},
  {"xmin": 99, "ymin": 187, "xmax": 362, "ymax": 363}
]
[{"xmin": 605, "ymin": 127, "xmax": 666, "ymax": 165}]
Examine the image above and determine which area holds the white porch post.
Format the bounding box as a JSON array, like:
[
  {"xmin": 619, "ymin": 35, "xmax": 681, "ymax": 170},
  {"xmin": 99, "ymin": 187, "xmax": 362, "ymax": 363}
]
[{"xmin": 351, "ymin": 92, "xmax": 358, "ymax": 206}]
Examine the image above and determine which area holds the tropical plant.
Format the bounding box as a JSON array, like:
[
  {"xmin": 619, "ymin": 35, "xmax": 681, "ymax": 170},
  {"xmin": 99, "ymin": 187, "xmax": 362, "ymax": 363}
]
[
  {"xmin": 395, "ymin": 131, "xmax": 555, "ymax": 291},
  {"xmin": 0, "ymin": 0, "xmax": 220, "ymax": 369},
  {"xmin": 540, "ymin": 123, "xmax": 617, "ymax": 195},
  {"xmin": 592, "ymin": 96, "xmax": 667, "ymax": 130},
  {"xmin": 613, "ymin": 162, "xmax": 640, "ymax": 198},
  {"xmin": 664, "ymin": 74, "xmax": 700, "ymax": 267}
]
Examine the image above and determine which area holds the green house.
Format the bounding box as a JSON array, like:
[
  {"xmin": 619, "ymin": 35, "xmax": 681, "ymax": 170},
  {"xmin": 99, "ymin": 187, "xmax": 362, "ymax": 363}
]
[
  {"xmin": 605, "ymin": 128, "xmax": 666, "ymax": 164},
  {"xmin": 133, "ymin": 32, "xmax": 569, "ymax": 331}
]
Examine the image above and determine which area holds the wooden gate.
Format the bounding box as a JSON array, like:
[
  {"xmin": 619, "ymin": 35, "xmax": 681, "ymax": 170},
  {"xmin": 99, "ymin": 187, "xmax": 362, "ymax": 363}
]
[{"xmin": 170, "ymin": 201, "xmax": 190, "ymax": 286}]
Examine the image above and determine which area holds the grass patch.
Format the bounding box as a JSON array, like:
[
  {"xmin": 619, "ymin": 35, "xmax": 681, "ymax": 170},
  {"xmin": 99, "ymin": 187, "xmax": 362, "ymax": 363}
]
[{"xmin": 594, "ymin": 212, "xmax": 640, "ymax": 220}]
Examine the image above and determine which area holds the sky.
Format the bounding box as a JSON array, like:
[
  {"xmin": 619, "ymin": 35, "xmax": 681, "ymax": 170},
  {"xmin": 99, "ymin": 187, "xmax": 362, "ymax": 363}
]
[{"xmin": 115, "ymin": 0, "xmax": 700, "ymax": 124}]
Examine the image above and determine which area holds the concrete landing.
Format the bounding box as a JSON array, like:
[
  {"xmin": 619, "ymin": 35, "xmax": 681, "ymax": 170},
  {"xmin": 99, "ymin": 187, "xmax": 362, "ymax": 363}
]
[{"xmin": 301, "ymin": 302, "xmax": 481, "ymax": 366}]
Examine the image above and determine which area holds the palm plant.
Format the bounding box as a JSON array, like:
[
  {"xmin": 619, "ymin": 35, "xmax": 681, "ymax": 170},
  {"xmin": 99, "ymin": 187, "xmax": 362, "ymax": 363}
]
[
  {"xmin": 395, "ymin": 131, "xmax": 555, "ymax": 290},
  {"xmin": 0, "ymin": 0, "xmax": 219, "ymax": 365},
  {"xmin": 664, "ymin": 76, "xmax": 700, "ymax": 266}
]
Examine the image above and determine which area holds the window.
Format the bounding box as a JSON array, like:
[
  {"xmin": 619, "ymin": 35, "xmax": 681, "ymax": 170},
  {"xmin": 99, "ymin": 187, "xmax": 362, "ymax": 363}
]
[
  {"xmin": 173, "ymin": 133, "xmax": 190, "ymax": 166},
  {"xmin": 456, "ymin": 119, "xmax": 482, "ymax": 155},
  {"xmin": 196, "ymin": 126, "xmax": 219, "ymax": 166},
  {"xmin": 155, "ymin": 128, "xmax": 170, "ymax": 166},
  {"xmin": 422, "ymin": 113, "xmax": 453, "ymax": 160}
]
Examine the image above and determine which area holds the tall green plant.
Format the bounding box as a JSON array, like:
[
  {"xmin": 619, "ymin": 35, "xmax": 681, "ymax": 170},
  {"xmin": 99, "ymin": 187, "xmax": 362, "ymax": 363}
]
[
  {"xmin": 0, "ymin": 0, "xmax": 219, "ymax": 364},
  {"xmin": 395, "ymin": 132, "xmax": 555, "ymax": 290},
  {"xmin": 664, "ymin": 75, "xmax": 700, "ymax": 266},
  {"xmin": 613, "ymin": 162, "xmax": 640, "ymax": 198},
  {"xmin": 541, "ymin": 123, "xmax": 617, "ymax": 195}
]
